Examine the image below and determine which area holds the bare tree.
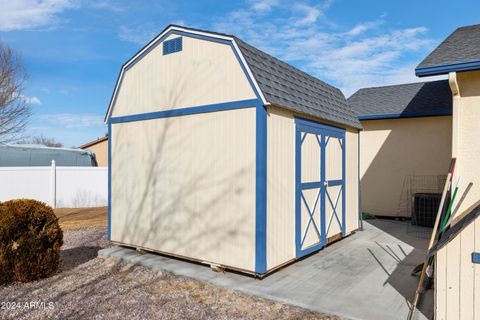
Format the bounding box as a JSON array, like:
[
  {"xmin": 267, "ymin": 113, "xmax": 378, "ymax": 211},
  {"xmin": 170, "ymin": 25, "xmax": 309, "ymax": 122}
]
[
  {"xmin": 0, "ymin": 39, "xmax": 30, "ymax": 143},
  {"xmin": 25, "ymin": 135, "xmax": 63, "ymax": 148}
]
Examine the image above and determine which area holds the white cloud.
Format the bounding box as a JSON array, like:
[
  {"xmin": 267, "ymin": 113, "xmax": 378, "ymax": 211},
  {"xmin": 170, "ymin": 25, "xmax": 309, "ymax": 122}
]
[
  {"xmin": 345, "ymin": 20, "xmax": 384, "ymax": 36},
  {"xmin": 39, "ymin": 113, "xmax": 103, "ymax": 128},
  {"xmin": 293, "ymin": 3, "xmax": 322, "ymax": 25},
  {"xmin": 22, "ymin": 95, "xmax": 42, "ymax": 105},
  {"xmin": 211, "ymin": 1, "xmax": 436, "ymax": 96},
  {"xmin": 248, "ymin": 0, "xmax": 279, "ymax": 12},
  {"xmin": 85, "ymin": 0, "xmax": 124, "ymax": 12},
  {"xmin": 118, "ymin": 24, "xmax": 159, "ymax": 45},
  {"xmin": 0, "ymin": 0, "xmax": 77, "ymax": 31}
]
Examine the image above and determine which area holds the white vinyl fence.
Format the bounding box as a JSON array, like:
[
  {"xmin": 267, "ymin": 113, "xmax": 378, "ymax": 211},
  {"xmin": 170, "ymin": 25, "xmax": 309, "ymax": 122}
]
[{"xmin": 0, "ymin": 161, "xmax": 108, "ymax": 208}]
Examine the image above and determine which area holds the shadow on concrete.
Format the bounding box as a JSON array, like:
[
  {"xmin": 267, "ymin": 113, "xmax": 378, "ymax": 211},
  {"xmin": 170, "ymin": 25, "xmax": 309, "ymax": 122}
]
[{"xmin": 368, "ymin": 219, "xmax": 433, "ymax": 320}]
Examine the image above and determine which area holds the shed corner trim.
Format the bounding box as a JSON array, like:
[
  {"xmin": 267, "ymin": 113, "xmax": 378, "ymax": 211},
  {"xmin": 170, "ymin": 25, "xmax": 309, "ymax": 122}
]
[{"xmin": 255, "ymin": 103, "xmax": 267, "ymax": 274}]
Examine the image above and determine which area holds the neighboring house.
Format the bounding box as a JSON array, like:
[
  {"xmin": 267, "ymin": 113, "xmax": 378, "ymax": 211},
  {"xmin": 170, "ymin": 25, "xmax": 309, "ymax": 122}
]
[
  {"xmin": 105, "ymin": 25, "xmax": 361, "ymax": 275},
  {"xmin": 348, "ymin": 80, "xmax": 453, "ymax": 217},
  {"xmin": 79, "ymin": 134, "xmax": 108, "ymax": 167},
  {"xmin": 414, "ymin": 24, "xmax": 480, "ymax": 320},
  {"xmin": 0, "ymin": 144, "xmax": 97, "ymax": 167}
]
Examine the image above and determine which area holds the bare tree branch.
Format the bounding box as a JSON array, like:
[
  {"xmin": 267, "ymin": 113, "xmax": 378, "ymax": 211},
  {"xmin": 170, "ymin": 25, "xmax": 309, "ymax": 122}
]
[
  {"xmin": 17, "ymin": 134, "xmax": 63, "ymax": 147},
  {"xmin": 0, "ymin": 39, "xmax": 30, "ymax": 143}
]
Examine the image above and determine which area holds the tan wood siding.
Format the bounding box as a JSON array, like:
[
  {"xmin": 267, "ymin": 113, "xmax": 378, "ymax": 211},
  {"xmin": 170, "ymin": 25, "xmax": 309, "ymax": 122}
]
[
  {"xmin": 435, "ymin": 215, "xmax": 480, "ymax": 320},
  {"xmin": 111, "ymin": 107, "xmax": 257, "ymax": 272},
  {"xmin": 112, "ymin": 33, "xmax": 256, "ymax": 118}
]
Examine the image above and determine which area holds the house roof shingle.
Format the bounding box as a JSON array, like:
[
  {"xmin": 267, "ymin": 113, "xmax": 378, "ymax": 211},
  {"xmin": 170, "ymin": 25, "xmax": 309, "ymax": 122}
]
[
  {"xmin": 416, "ymin": 24, "xmax": 480, "ymax": 76},
  {"xmin": 347, "ymin": 80, "xmax": 452, "ymax": 120}
]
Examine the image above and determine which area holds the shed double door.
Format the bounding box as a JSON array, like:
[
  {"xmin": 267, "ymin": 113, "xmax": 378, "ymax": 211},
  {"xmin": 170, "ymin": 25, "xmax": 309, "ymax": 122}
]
[{"xmin": 295, "ymin": 118, "xmax": 345, "ymax": 258}]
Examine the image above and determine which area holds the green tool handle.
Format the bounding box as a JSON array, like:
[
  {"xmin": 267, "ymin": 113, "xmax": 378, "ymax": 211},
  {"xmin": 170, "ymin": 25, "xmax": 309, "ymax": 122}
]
[{"xmin": 440, "ymin": 186, "xmax": 459, "ymax": 232}]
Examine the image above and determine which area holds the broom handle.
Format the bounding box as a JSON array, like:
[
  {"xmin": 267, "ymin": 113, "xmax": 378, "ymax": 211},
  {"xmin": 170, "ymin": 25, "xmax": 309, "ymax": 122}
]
[
  {"xmin": 440, "ymin": 178, "xmax": 460, "ymax": 232},
  {"xmin": 428, "ymin": 173, "xmax": 452, "ymax": 250},
  {"xmin": 445, "ymin": 182, "xmax": 473, "ymax": 228}
]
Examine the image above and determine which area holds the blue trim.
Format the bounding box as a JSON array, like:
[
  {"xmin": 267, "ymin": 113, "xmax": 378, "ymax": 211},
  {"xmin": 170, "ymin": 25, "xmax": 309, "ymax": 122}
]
[
  {"xmin": 301, "ymin": 180, "xmax": 345, "ymax": 190},
  {"xmin": 107, "ymin": 28, "xmax": 264, "ymax": 122},
  {"xmin": 358, "ymin": 111, "xmax": 452, "ymax": 121},
  {"xmin": 472, "ymin": 252, "xmax": 480, "ymax": 264},
  {"xmin": 255, "ymin": 103, "xmax": 267, "ymax": 274},
  {"xmin": 320, "ymin": 134, "xmax": 327, "ymax": 246},
  {"xmin": 415, "ymin": 60, "xmax": 480, "ymax": 77},
  {"xmin": 230, "ymin": 42, "xmax": 263, "ymax": 101},
  {"xmin": 294, "ymin": 117, "xmax": 346, "ymax": 258},
  {"xmin": 110, "ymin": 99, "xmax": 261, "ymax": 124},
  {"xmin": 163, "ymin": 37, "xmax": 182, "ymax": 55},
  {"xmin": 295, "ymin": 117, "xmax": 345, "ymax": 134},
  {"xmin": 108, "ymin": 122, "xmax": 112, "ymax": 241},
  {"xmin": 295, "ymin": 128, "xmax": 302, "ymax": 258},
  {"xmin": 358, "ymin": 132, "xmax": 362, "ymax": 230}
]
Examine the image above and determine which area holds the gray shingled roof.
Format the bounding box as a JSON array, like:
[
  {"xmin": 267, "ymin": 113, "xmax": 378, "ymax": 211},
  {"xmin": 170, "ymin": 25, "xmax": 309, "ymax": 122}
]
[
  {"xmin": 347, "ymin": 80, "xmax": 452, "ymax": 119},
  {"xmin": 234, "ymin": 38, "xmax": 362, "ymax": 129},
  {"xmin": 417, "ymin": 24, "xmax": 480, "ymax": 69}
]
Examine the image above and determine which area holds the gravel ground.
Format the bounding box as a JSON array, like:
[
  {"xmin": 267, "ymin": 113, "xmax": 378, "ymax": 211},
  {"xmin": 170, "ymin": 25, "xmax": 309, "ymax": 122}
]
[{"xmin": 0, "ymin": 227, "xmax": 340, "ymax": 320}]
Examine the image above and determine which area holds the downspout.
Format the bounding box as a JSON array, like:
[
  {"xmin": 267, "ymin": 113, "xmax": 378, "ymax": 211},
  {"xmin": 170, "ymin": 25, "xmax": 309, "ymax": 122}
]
[{"xmin": 448, "ymin": 72, "xmax": 461, "ymax": 161}]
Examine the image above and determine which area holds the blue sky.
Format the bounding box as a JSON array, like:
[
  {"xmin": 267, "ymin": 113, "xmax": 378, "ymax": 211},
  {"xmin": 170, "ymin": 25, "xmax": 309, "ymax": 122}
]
[{"xmin": 0, "ymin": 0, "xmax": 479, "ymax": 147}]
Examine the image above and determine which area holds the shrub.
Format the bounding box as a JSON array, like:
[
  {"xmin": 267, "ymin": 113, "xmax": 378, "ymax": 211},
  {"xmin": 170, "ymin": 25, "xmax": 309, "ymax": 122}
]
[{"xmin": 0, "ymin": 199, "xmax": 63, "ymax": 284}]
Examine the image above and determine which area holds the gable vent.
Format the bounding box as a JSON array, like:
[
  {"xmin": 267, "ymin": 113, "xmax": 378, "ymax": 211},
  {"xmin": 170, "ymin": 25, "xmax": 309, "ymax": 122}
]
[{"xmin": 163, "ymin": 37, "xmax": 182, "ymax": 55}]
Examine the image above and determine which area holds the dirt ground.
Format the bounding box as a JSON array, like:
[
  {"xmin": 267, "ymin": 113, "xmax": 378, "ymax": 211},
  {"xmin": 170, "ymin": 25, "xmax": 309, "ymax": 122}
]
[
  {"xmin": 54, "ymin": 206, "xmax": 107, "ymax": 230},
  {"xmin": 0, "ymin": 227, "xmax": 340, "ymax": 320}
]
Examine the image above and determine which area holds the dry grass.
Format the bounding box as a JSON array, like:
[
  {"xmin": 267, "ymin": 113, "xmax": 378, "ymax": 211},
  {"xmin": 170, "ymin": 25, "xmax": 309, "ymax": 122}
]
[
  {"xmin": 0, "ymin": 227, "xmax": 340, "ymax": 320},
  {"xmin": 54, "ymin": 206, "xmax": 107, "ymax": 230}
]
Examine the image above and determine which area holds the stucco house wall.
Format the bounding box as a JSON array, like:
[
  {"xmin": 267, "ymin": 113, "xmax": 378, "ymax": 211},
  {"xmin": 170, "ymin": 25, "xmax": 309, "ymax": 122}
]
[{"xmin": 360, "ymin": 116, "xmax": 452, "ymax": 216}]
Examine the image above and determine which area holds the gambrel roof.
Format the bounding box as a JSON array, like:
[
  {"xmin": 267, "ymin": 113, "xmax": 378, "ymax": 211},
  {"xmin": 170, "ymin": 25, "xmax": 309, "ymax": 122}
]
[{"xmin": 105, "ymin": 25, "xmax": 361, "ymax": 129}]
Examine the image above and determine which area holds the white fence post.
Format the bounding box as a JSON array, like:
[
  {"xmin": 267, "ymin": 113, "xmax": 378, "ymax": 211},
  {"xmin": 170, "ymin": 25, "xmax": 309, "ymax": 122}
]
[{"xmin": 50, "ymin": 160, "xmax": 56, "ymax": 208}]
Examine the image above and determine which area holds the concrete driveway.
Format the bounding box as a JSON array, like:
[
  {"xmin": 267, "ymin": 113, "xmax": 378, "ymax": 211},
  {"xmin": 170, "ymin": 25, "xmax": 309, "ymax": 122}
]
[{"xmin": 99, "ymin": 219, "xmax": 432, "ymax": 320}]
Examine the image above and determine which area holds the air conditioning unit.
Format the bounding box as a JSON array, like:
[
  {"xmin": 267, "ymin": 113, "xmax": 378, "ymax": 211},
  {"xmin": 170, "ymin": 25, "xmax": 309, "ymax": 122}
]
[{"xmin": 412, "ymin": 193, "xmax": 442, "ymax": 227}]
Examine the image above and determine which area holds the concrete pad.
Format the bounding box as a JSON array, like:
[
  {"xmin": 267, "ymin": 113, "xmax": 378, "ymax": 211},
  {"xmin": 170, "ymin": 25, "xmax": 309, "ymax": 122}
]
[{"xmin": 99, "ymin": 220, "xmax": 432, "ymax": 320}]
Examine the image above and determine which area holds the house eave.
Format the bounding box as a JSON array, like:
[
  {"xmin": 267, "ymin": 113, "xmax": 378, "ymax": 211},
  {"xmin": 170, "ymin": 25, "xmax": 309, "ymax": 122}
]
[
  {"xmin": 415, "ymin": 60, "xmax": 480, "ymax": 77},
  {"xmin": 358, "ymin": 110, "xmax": 452, "ymax": 121}
]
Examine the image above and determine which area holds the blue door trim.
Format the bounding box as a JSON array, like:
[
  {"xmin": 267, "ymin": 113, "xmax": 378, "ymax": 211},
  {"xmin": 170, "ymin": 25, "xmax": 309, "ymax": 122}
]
[
  {"xmin": 295, "ymin": 128, "xmax": 302, "ymax": 257},
  {"xmin": 295, "ymin": 117, "xmax": 346, "ymax": 134},
  {"xmin": 320, "ymin": 134, "xmax": 327, "ymax": 246},
  {"xmin": 295, "ymin": 117, "xmax": 346, "ymax": 258}
]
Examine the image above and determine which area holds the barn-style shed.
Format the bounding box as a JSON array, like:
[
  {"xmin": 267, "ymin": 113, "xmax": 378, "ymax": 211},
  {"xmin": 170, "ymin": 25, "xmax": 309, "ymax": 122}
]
[{"xmin": 105, "ymin": 25, "xmax": 361, "ymax": 275}]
